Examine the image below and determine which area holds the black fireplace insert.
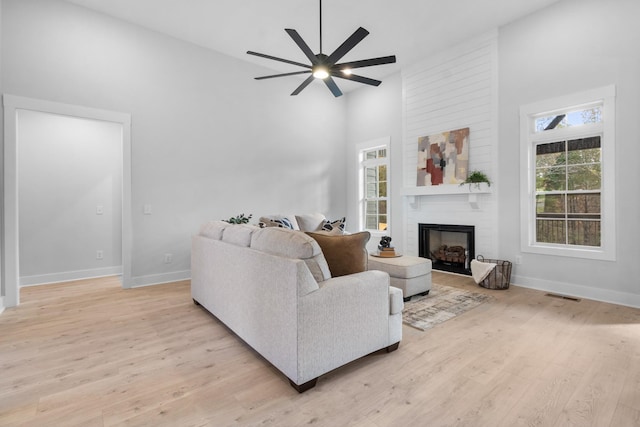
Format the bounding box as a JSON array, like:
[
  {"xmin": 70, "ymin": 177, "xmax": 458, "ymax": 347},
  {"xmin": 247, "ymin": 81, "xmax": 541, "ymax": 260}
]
[{"xmin": 418, "ymin": 223, "xmax": 475, "ymax": 275}]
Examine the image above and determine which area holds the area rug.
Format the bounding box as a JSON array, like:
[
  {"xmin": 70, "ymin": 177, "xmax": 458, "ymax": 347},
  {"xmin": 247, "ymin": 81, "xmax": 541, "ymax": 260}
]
[{"xmin": 403, "ymin": 283, "xmax": 490, "ymax": 331}]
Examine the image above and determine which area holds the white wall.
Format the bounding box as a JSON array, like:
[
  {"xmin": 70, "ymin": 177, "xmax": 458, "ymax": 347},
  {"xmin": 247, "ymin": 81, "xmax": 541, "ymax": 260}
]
[
  {"xmin": 346, "ymin": 32, "xmax": 500, "ymax": 260},
  {"xmin": 401, "ymin": 32, "xmax": 499, "ymax": 259},
  {"xmin": 3, "ymin": 0, "xmax": 637, "ymax": 308},
  {"xmin": 17, "ymin": 110, "xmax": 122, "ymax": 285},
  {"xmin": 346, "ymin": 72, "xmax": 403, "ymax": 251},
  {"xmin": 1, "ymin": 0, "xmax": 348, "ymax": 287},
  {"xmin": 347, "ymin": 0, "xmax": 640, "ymax": 308},
  {"xmin": 498, "ymin": 0, "xmax": 640, "ymax": 306}
]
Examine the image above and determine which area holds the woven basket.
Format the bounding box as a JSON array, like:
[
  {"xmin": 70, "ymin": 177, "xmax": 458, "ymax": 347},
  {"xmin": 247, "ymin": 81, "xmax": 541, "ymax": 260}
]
[{"xmin": 476, "ymin": 255, "xmax": 512, "ymax": 290}]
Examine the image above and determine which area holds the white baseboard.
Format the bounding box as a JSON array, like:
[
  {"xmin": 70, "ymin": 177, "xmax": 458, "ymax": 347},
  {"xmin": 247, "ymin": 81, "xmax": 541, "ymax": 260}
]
[
  {"xmin": 511, "ymin": 274, "xmax": 640, "ymax": 309},
  {"xmin": 0, "ymin": 296, "xmax": 5, "ymax": 314},
  {"xmin": 20, "ymin": 266, "xmax": 123, "ymax": 287},
  {"xmin": 19, "ymin": 267, "xmax": 189, "ymax": 289},
  {"xmin": 130, "ymin": 270, "xmax": 191, "ymax": 288}
]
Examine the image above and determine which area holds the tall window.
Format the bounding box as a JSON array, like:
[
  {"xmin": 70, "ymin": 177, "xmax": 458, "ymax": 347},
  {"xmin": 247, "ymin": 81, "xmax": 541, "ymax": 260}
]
[
  {"xmin": 360, "ymin": 144, "xmax": 389, "ymax": 232},
  {"xmin": 520, "ymin": 86, "xmax": 616, "ymax": 260},
  {"xmin": 536, "ymin": 136, "xmax": 601, "ymax": 246}
]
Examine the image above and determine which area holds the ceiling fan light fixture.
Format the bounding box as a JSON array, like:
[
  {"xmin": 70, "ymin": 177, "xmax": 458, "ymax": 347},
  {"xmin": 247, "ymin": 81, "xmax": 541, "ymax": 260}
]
[
  {"xmin": 312, "ymin": 67, "xmax": 330, "ymax": 79},
  {"xmin": 247, "ymin": 0, "xmax": 396, "ymax": 97}
]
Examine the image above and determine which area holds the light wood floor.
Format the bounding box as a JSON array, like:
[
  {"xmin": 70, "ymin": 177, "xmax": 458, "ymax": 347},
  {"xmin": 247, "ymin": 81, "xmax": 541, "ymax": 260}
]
[{"xmin": 1, "ymin": 273, "xmax": 639, "ymax": 427}]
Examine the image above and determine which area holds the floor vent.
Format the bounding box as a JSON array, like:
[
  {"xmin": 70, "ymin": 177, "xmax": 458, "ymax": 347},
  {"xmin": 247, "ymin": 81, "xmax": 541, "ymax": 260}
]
[{"xmin": 545, "ymin": 293, "xmax": 581, "ymax": 302}]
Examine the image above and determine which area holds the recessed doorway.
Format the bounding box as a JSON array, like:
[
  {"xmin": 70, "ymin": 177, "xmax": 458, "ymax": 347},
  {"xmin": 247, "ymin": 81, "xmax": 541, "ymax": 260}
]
[
  {"xmin": 18, "ymin": 110, "xmax": 123, "ymax": 286},
  {"xmin": 3, "ymin": 95, "xmax": 132, "ymax": 307}
]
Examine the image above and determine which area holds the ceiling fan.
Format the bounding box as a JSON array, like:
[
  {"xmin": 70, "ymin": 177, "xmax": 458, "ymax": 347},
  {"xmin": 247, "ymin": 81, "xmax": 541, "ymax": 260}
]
[{"xmin": 247, "ymin": 0, "xmax": 396, "ymax": 97}]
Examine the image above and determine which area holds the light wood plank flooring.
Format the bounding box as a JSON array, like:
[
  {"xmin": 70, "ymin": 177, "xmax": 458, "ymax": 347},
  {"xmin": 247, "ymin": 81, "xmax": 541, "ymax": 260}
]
[{"xmin": 1, "ymin": 273, "xmax": 639, "ymax": 426}]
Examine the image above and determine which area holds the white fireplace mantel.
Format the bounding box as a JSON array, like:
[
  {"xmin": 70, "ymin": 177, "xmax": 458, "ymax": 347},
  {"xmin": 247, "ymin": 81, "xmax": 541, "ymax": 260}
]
[
  {"xmin": 402, "ymin": 183, "xmax": 492, "ymax": 209},
  {"xmin": 402, "ymin": 182, "xmax": 491, "ymax": 196}
]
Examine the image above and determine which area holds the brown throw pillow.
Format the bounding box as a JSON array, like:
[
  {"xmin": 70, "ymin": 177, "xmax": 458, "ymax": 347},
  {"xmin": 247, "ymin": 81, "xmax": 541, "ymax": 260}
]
[{"xmin": 306, "ymin": 231, "xmax": 370, "ymax": 277}]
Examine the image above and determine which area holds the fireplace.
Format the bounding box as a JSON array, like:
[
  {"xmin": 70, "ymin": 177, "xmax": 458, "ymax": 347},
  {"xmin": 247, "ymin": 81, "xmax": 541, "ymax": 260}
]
[{"xmin": 419, "ymin": 223, "xmax": 475, "ymax": 275}]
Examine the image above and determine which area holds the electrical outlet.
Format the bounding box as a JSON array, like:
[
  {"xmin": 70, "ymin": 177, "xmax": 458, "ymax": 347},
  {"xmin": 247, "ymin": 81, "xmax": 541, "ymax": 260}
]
[
  {"xmin": 96, "ymin": 205, "xmax": 104, "ymax": 215},
  {"xmin": 515, "ymin": 255, "xmax": 522, "ymax": 265},
  {"xmin": 96, "ymin": 250, "xmax": 104, "ymax": 260},
  {"xmin": 143, "ymin": 204, "xmax": 152, "ymax": 215},
  {"xmin": 164, "ymin": 253, "xmax": 173, "ymax": 264}
]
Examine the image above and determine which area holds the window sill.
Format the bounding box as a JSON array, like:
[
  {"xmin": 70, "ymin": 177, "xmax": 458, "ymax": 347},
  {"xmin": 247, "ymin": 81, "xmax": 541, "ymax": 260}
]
[{"xmin": 522, "ymin": 243, "xmax": 616, "ymax": 262}]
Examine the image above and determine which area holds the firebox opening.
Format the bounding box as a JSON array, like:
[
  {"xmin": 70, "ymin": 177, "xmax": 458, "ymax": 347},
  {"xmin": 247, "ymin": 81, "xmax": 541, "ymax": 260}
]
[{"xmin": 419, "ymin": 223, "xmax": 475, "ymax": 275}]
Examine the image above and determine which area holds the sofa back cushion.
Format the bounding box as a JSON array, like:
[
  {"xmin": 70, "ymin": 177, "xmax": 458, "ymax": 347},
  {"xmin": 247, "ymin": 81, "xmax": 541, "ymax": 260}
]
[
  {"xmin": 198, "ymin": 221, "xmax": 259, "ymax": 247},
  {"xmin": 221, "ymin": 224, "xmax": 259, "ymax": 247},
  {"xmin": 198, "ymin": 220, "xmax": 229, "ymax": 240},
  {"xmin": 306, "ymin": 231, "xmax": 371, "ymax": 277},
  {"xmin": 251, "ymin": 227, "xmax": 331, "ymax": 283}
]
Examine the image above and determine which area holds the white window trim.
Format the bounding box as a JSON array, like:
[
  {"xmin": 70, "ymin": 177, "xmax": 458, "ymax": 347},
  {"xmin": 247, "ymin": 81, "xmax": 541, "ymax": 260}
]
[
  {"xmin": 519, "ymin": 85, "xmax": 616, "ymax": 261},
  {"xmin": 356, "ymin": 136, "xmax": 391, "ymax": 235}
]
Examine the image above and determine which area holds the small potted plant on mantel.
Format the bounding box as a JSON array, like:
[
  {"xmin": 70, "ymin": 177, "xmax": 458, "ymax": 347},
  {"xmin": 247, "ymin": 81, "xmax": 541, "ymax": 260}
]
[{"xmin": 460, "ymin": 170, "xmax": 491, "ymax": 190}]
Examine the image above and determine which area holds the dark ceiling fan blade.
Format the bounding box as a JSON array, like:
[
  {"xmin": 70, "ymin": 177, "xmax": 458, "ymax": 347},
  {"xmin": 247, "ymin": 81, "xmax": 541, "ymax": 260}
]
[
  {"xmin": 291, "ymin": 75, "xmax": 315, "ymax": 96},
  {"xmin": 323, "ymin": 77, "xmax": 343, "ymax": 97},
  {"xmin": 255, "ymin": 70, "xmax": 312, "ymax": 80},
  {"xmin": 334, "ymin": 55, "xmax": 396, "ymax": 70},
  {"xmin": 247, "ymin": 51, "xmax": 311, "ymax": 69},
  {"xmin": 333, "ymin": 73, "xmax": 381, "ymax": 87},
  {"xmin": 285, "ymin": 29, "xmax": 319, "ymax": 64},
  {"xmin": 326, "ymin": 27, "xmax": 369, "ymax": 64}
]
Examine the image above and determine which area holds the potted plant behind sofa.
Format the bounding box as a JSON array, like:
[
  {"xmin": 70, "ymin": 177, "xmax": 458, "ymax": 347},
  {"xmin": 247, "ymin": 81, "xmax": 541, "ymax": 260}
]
[{"xmin": 223, "ymin": 213, "xmax": 252, "ymax": 224}]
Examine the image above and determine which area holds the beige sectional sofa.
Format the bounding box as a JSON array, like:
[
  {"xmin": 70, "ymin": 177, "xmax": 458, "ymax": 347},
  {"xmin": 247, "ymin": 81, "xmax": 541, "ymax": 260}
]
[{"xmin": 191, "ymin": 220, "xmax": 403, "ymax": 392}]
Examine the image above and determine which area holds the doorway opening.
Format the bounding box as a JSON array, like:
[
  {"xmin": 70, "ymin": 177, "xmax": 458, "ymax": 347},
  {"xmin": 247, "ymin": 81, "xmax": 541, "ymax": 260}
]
[
  {"xmin": 3, "ymin": 95, "xmax": 132, "ymax": 307},
  {"xmin": 18, "ymin": 110, "xmax": 123, "ymax": 286}
]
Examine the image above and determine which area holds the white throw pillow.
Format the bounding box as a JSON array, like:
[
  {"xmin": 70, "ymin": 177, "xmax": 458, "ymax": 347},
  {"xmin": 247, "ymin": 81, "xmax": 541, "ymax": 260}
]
[{"xmin": 295, "ymin": 213, "xmax": 326, "ymax": 232}]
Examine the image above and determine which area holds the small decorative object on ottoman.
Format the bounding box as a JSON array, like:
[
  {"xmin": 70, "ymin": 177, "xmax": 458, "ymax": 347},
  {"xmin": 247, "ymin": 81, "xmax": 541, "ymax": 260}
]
[
  {"xmin": 377, "ymin": 235, "xmax": 396, "ymax": 257},
  {"xmin": 368, "ymin": 255, "xmax": 432, "ymax": 302}
]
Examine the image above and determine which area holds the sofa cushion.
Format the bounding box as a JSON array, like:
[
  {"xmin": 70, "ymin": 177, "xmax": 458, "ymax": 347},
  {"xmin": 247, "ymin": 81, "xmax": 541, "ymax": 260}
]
[
  {"xmin": 251, "ymin": 227, "xmax": 331, "ymax": 283},
  {"xmin": 306, "ymin": 231, "xmax": 370, "ymax": 277},
  {"xmin": 368, "ymin": 255, "xmax": 432, "ymax": 279},
  {"xmin": 295, "ymin": 213, "xmax": 326, "ymax": 232},
  {"xmin": 259, "ymin": 214, "xmax": 299, "ymax": 230},
  {"xmin": 221, "ymin": 224, "xmax": 260, "ymax": 247},
  {"xmin": 199, "ymin": 220, "xmax": 229, "ymax": 240}
]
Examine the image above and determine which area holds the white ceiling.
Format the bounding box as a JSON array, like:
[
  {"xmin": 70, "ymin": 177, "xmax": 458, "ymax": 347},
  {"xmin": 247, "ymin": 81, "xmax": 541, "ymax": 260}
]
[{"xmin": 64, "ymin": 0, "xmax": 560, "ymax": 92}]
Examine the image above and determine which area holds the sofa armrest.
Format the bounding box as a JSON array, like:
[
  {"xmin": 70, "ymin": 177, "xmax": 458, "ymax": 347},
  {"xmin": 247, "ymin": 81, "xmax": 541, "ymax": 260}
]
[{"xmin": 296, "ymin": 270, "xmax": 394, "ymax": 383}]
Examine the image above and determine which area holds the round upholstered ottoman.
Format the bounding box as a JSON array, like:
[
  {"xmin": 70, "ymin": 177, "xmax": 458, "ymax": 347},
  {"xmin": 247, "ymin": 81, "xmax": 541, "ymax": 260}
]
[{"xmin": 368, "ymin": 255, "xmax": 432, "ymax": 302}]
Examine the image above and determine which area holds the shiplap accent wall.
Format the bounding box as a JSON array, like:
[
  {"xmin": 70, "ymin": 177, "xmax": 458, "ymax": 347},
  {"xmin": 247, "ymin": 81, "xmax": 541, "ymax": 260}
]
[{"xmin": 402, "ymin": 30, "xmax": 499, "ymax": 258}]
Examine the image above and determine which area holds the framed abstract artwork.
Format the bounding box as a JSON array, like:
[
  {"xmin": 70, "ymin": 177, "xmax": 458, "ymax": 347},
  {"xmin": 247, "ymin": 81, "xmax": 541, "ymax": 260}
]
[{"xmin": 417, "ymin": 127, "xmax": 469, "ymax": 186}]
